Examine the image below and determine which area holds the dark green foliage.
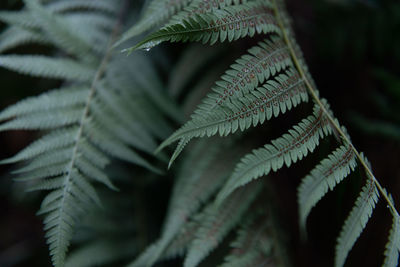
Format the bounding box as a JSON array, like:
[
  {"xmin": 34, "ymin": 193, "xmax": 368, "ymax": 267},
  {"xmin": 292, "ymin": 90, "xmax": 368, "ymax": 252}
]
[{"xmin": 0, "ymin": 0, "xmax": 399, "ymax": 267}]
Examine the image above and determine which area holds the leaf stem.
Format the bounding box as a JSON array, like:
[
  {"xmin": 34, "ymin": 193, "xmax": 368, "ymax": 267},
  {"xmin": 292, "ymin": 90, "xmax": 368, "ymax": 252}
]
[{"xmin": 272, "ymin": 0, "xmax": 398, "ymax": 216}]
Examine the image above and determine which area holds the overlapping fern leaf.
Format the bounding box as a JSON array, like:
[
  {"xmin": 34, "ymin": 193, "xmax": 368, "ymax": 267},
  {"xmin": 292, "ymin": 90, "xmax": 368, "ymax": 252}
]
[
  {"xmin": 116, "ymin": 0, "xmax": 193, "ymax": 46},
  {"xmin": 126, "ymin": 0, "xmax": 281, "ymax": 52},
  {"xmin": 219, "ymin": 209, "xmax": 277, "ymax": 267},
  {"xmin": 65, "ymin": 185, "xmax": 140, "ymax": 267},
  {"xmin": 0, "ymin": 0, "xmax": 177, "ymax": 266},
  {"xmin": 129, "ymin": 137, "xmax": 252, "ymax": 266},
  {"xmin": 120, "ymin": 0, "xmax": 400, "ymax": 266}
]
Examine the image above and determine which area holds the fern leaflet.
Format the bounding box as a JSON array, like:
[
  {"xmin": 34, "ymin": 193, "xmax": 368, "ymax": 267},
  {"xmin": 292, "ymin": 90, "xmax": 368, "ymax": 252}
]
[
  {"xmin": 0, "ymin": 55, "xmax": 95, "ymax": 81},
  {"xmin": 383, "ymin": 214, "xmax": 400, "ymax": 267},
  {"xmin": 0, "ymin": 26, "xmax": 49, "ymax": 53},
  {"xmin": 159, "ymin": 68, "xmax": 309, "ymax": 165},
  {"xmin": 219, "ymin": 211, "xmax": 274, "ymax": 267},
  {"xmin": 335, "ymin": 179, "xmax": 380, "ymax": 267},
  {"xmin": 0, "ymin": 1, "xmax": 175, "ymax": 266},
  {"xmin": 115, "ymin": 0, "xmax": 192, "ymax": 46},
  {"xmin": 184, "ymin": 179, "xmax": 263, "ymax": 267},
  {"xmin": 127, "ymin": 0, "xmax": 280, "ymax": 52},
  {"xmin": 297, "ymin": 144, "xmax": 357, "ymax": 231},
  {"xmin": 167, "ymin": 0, "xmax": 249, "ymax": 25},
  {"xmin": 24, "ymin": 0, "xmax": 97, "ymax": 62},
  {"xmin": 129, "ymin": 138, "xmax": 238, "ymax": 266},
  {"xmin": 216, "ymin": 104, "xmax": 332, "ymax": 204}
]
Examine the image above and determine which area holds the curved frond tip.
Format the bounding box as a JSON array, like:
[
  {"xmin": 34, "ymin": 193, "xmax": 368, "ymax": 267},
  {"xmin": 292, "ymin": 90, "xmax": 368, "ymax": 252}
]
[
  {"xmin": 383, "ymin": 214, "xmax": 400, "ymax": 267},
  {"xmin": 298, "ymin": 144, "xmax": 357, "ymax": 232},
  {"xmin": 335, "ymin": 180, "xmax": 379, "ymax": 267}
]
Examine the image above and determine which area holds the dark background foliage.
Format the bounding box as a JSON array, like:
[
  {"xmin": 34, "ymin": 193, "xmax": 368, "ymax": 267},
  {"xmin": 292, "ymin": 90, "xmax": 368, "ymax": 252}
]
[{"xmin": 0, "ymin": 0, "xmax": 399, "ymax": 266}]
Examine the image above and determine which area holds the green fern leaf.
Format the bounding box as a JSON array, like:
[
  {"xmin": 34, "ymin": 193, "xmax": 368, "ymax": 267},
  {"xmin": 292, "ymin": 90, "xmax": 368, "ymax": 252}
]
[
  {"xmin": 216, "ymin": 104, "xmax": 332, "ymax": 204},
  {"xmin": 0, "ymin": 26, "xmax": 49, "ymax": 53},
  {"xmin": 0, "ymin": 11, "xmax": 38, "ymax": 29},
  {"xmin": 162, "ymin": 219, "xmax": 201, "ymax": 260},
  {"xmin": 24, "ymin": 0, "xmax": 97, "ymax": 62},
  {"xmin": 0, "ymin": 87, "xmax": 90, "ymax": 121},
  {"xmin": 64, "ymin": 12, "xmax": 115, "ymax": 32},
  {"xmin": 130, "ymin": 138, "xmax": 242, "ymax": 266},
  {"xmin": 207, "ymin": 36, "xmax": 292, "ymax": 109},
  {"xmin": 128, "ymin": 0, "xmax": 280, "ymax": 51},
  {"xmin": 0, "ymin": 2, "xmax": 176, "ymax": 266},
  {"xmin": 14, "ymin": 147, "xmax": 74, "ymax": 175},
  {"xmin": 159, "ymin": 68, "xmax": 309, "ymax": 164},
  {"xmin": 298, "ymin": 144, "xmax": 357, "ymax": 231},
  {"xmin": 383, "ymin": 214, "xmax": 400, "ymax": 267},
  {"xmin": 106, "ymin": 53, "xmax": 184, "ymax": 124},
  {"xmin": 83, "ymin": 119, "xmax": 160, "ymax": 174},
  {"xmin": 129, "ymin": 139, "xmax": 225, "ymax": 266},
  {"xmin": 0, "ymin": 108, "xmax": 83, "ymax": 131},
  {"xmin": 168, "ymin": 0, "xmax": 249, "ymax": 25},
  {"xmin": 0, "ymin": 129, "xmax": 77, "ymax": 164},
  {"xmin": 0, "ymin": 55, "xmax": 95, "ymax": 81},
  {"xmin": 94, "ymin": 83, "xmax": 157, "ymax": 153},
  {"xmin": 335, "ymin": 179, "xmax": 380, "ymax": 267},
  {"xmin": 219, "ymin": 212, "xmax": 273, "ymax": 267},
  {"xmin": 184, "ymin": 179, "xmax": 263, "ymax": 267},
  {"xmin": 47, "ymin": 0, "xmax": 118, "ymax": 14},
  {"xmin": 115, "ymin": 0, "xmax": 193, "ymax": 46}
]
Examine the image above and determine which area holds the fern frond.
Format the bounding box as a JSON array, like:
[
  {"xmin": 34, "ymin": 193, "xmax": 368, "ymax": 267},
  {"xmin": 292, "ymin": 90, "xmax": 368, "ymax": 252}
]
[
  {"xmin": 383, "ymin": 214, "xmax": 400, "ymax": 267},
  {"xmin": 46, "ymin": 0, "xmax": 118, "ymax": 14},
  {"xmin": 220, "ymin": 212, "xmax": 273, "ymax": 267},
  {"xmin": 64, "ymin": 182, "xmax": 144, "ymax": 267},
  {"xmin": 94, "ymin": 83, "xmax": 157, "ymax": 153},
  {"xmin": 216, "ymin": 104, "xmax": 332, "ymax": 204},
  {"xmin": 168, "ymin": 0, "xmax": 249, "ymax": 25},
  {"xmin": 128, "ymin": 0, "xmax": 280, "ymax": 51},
  {"xmin": 0, "ymin": 1, "xmax": 177, "ymax": 265},
  {"xmin": 0, "ymin": 87, "xmax": 90, "ymax": 121},
  {"xmin": 0, "ymin": 26, "xmax": 49, "ymax": 53},
  {"xmin": 106, "ymin": 53, "xmax": 183, "ymax": 123},
  {"xmin": 115, "ymin": 0, "xmax": 193, "ymax": 46},
  {"xmin": 24, "ymin": 0, "xmax": 97, "ymax": 62},
  {"xmin": 64, "ymin": 12, "xmax": 115, "ymax": 32},
  {"xmin": 0, "ymin": 108, "xmax": 83, "ymax": 131},
  {"xmin": 159, "ymin": 68, "xmax": 309, "ymax": 164},
  {"xmin": 207, "ymin": 36, "xmax": 291, "ymax": 109},
  {"xmin": 0, "ymin": 55, "xmax": 95, "ymax": 81},
  {"xmin": 297, "ymin": 144, "xmax": 357, "ymax": 231},
  {"xmin": 0, "ymin": 11, "xmax": 37, "ymax": 29},
  {"xmin": 162, "ymin": 219, "xmax": 201, "ymax": 260},
  {"xmin": 335, "ymin": 179, "xmax": 380, "ymax": 267},
  {"xmin": 0, "ymin": 129, "xmax": 77, "ymax": 165},
  {"xmin": 184, "ymin": 179, "xmax": 263, "ymax": 267},
  {"xmin": 130, "ymin": 138, "xmax": 242, "ymax": 266}
]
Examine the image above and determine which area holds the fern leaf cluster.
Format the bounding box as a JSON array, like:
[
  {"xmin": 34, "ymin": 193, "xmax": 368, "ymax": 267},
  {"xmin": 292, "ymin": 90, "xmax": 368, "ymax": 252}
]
[
  {"xmin": 122, "ymin": 0, "xmax": 400, "ymax": 266},
  {"xmin": 216, "ymin": 104, "xmax": 332, "ymax": 204},
  {"xmin": 0, "ymin": 0, "xmax": 177, "ymax": 266},
  {"xmin": 1, "ymin": 0, "xmax": 399, "ymax": 266}
]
